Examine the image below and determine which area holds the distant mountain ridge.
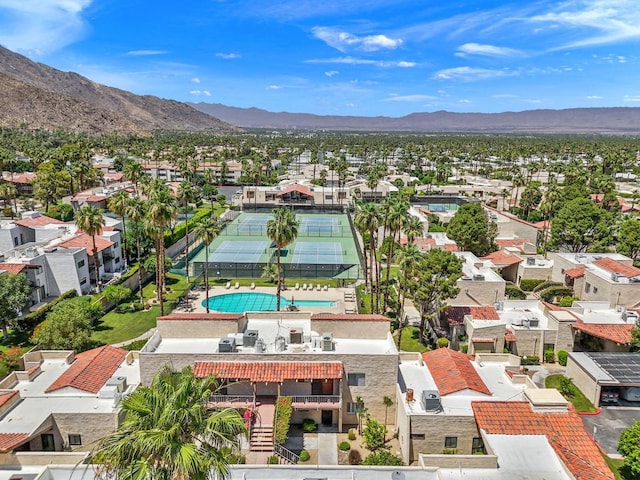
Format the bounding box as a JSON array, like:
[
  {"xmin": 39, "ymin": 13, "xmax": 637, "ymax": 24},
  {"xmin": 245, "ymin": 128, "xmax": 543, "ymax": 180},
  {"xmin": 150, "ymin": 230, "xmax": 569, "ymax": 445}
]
[
  {"xmin": 190, "ymin": 102, "xmax": 640, "ymax": 134},
  {"xmin": 0, "ymin": 45, "xmax": 232, "ymax": 135}
]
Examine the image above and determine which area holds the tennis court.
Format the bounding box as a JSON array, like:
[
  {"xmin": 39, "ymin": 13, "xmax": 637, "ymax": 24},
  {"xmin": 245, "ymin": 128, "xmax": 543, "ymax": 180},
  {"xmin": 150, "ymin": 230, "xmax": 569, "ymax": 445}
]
[
  {"xmin": 292, "ymin": 241, "xmax": 344, "ymax": 265},
  {"xmin": 209, "ymin": 240, "xmax": 271, "ymax": 263}
]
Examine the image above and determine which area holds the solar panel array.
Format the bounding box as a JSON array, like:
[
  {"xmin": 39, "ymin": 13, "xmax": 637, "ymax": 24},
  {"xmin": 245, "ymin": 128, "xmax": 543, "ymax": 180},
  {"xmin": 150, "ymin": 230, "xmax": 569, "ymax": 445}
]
[
  {"xmin": 587, "ymin": 352, "xmax": 640, "ymax": 384},
  {"xmin": 209, "ymin": 240, "xmax": 270, "ymax": 263},
  {"xmin": 291, "ymin": 241, "xmax": 344, "ymax": 265}
]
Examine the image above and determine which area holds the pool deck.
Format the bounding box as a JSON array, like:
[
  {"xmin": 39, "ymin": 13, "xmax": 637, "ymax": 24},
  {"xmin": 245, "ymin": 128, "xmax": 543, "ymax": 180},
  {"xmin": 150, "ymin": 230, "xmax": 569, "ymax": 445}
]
[{"xmin": 175, "ymin": 285, "xmax": 358, "ymax": 315}]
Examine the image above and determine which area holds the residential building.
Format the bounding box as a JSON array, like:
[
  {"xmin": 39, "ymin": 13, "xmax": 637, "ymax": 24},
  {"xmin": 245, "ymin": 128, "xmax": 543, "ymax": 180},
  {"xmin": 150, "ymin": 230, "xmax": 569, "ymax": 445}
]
[
  {"xmin": 1, "ymin": 173, "xmax": 36, "ymax": 196},
  {"xmin": 239, "ymin": 182, "xmax": 350, "ymax": 210},
  {"xmin": 451, "ymin": 252, "xmax": 506, "ymax": 306},
  {"xmin": 566, "ymin": 301, "xmax": 637, "ymax": 352},
  {"xmin": 484, "ymin": 206, "xmax": 540, "ymax": 246}
]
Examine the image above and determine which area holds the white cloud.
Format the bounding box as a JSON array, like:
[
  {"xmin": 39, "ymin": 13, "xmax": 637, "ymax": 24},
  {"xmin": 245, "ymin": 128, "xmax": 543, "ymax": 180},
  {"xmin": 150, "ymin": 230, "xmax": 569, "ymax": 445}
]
[
  {"xmin": 433, "ymin": 66, "xmax": 517, "ymax": 81},
  {"xmin": 586, "ymin": 95, "xmax": 602, "ymax": 99},
  {"xmin": 455, "ymin": 43, "xmax": 523, "ymax": 58},
  {"xmin": 305, "ymin": 56, "xmax": 415, "ymax": 68},
  {"xmin": 266, "ymin": 85, "xmax": 282, "ymax": 90},
  {"xmin": 624, "ymin": 95, "xmax": 640, "ymax": 102},
  {"xmin": 192, "ymin": 77, "xmax": 201, "ymax": 84},
  {"xmin": 458, "ymin": 99, "xmax": 472, "ymax": 103},
  {"xmin": 189, "ymin": 90, "xmax": 211, "ymax": 96},
  {"xmin": 126, "ymin": 50, "xmax": 168, "ymax": 56},
  {"xmin": 492, "ymin": 93, "xmax": 518, "ymax": 98},
  {"xmin": 384, "ymin": 94, "xmax": 436, "ymax": 102},
  {"xmin": 0, "ymin": 0, "xmax": 92, "ymax": 53},
  {"xmin": 312, "ymin": 26, "xmax": 402, "ymax": 52},
  {"xmin": 215, "ymin": 52, "xmax": 240, "ymax": 59},
  {"xmin": 325, "ymin": 70, "xmax": 339, "ymax": 77}
]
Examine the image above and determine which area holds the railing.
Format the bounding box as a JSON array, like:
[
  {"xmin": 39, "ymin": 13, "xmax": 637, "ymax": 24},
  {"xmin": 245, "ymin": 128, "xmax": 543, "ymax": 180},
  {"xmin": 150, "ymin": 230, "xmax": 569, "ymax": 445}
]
[
  {"xmin": 274, "ymin": 444, "xmax": 300, "ymax": 464},
  {"xmin": 290, "ymin": 395, "xmax": 341, "ymax": 406},
  {"xmin": 209, "ymin": 394, "xmax": 254, "ymax": 405}
]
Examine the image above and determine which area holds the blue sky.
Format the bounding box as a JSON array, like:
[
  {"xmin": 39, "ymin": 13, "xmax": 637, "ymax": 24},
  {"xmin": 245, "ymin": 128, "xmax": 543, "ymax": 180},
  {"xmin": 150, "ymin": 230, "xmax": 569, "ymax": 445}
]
[{"xmin": 1, "ymin": 0, "xmax": 639, "ymax": 117}]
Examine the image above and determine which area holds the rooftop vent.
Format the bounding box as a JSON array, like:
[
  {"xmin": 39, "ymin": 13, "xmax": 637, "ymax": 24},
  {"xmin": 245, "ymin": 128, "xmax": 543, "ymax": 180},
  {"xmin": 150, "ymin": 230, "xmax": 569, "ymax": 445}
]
[
  {"xmin": 472, "ymin": 274, "xmax": 485, "ymax": 281},
  {"xmin": 422, "ymin": 390, "xmax": 443, "ymax": 412},
  {"xmin": 322, "ymin": 332, "xmax": 334, "ymax": 352},
  {"xmin": 526, "ymin": 257, "xmax": 536, "ymax": 266},
  {"xmin": 105, "ymin": 376, "xmax": 127, "ymax": 392},
  {"xmin": 218, "ymin": 337, "xmax": 236, "ymax": 353},
  {"xmin": 289, "ymin": 328, "xmax": 303, "ymax": 344}
]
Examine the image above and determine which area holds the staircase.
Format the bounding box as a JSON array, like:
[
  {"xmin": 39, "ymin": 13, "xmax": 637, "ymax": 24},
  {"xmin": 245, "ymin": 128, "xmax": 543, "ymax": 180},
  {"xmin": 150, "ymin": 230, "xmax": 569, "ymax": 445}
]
[{"xmin": 250, "ymin": 425, "xmax": 274, "ymax": 452}]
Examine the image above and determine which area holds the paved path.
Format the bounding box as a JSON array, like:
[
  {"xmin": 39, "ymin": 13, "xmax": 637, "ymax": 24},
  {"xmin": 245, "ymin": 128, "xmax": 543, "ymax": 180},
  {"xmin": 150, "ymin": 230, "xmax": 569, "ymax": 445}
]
[
  {"xmin": 110, "ymin": 328, "xmax": 156, "ymax": 348},
  {"xmin": 316, "ymin": 432, "xmax": 338, "ymax": 465}
]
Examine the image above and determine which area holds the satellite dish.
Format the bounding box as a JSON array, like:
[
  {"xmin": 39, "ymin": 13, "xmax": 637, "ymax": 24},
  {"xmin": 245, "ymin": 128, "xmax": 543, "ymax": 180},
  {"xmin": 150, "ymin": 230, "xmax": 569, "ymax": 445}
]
[{"xmin": 391, "ymin": 472, "xmax": 406, "ymax": 480}]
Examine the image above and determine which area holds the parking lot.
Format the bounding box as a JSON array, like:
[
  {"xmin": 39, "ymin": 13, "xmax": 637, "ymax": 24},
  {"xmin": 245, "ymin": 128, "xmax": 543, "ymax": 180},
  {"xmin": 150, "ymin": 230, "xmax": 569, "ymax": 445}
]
[{"xmin": 581, "ymin": 407, "xmax": 640, "ymax": 455}]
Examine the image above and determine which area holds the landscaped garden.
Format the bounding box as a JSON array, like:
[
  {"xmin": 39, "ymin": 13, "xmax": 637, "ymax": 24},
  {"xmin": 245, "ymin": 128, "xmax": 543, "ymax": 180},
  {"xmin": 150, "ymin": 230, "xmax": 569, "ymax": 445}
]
[{"xmin": 545, "ymin": 374, "xmax": 597, "ymax": 413}]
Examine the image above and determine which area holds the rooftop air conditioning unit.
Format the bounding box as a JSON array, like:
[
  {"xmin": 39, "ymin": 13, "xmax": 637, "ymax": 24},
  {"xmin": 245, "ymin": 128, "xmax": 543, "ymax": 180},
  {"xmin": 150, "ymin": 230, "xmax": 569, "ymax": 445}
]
[
  {"xmin": 422, "ymin": 390, "xmax": 443, "ymax": 412},
  {"xmin": 473, "ymin": 274, "xmax": 485, "ymax": 281},
  {"xmin": 289, "ymin": 328, "xmax": 303, "ymax": 344},
  {"xmin": 322, "ymin": 332, "xmax": 334, "ymax": 351},
  {"xmin": 105, "ymin": 376, "xmax": 127, "ymax": 393},
  {"xmin": 528, "ymin": 317, "xmax": 540, "ymax": 327},
  {"xmin": 218, "ymin": 337, "xmax": 236, "ymax": 353},
  {"xmin": 526, "ymin": 257, "xmax": 536, "ymax": 266},
  {"xmin": 243, "ymin": 330, "xmax": 258, "ymax": 347}
]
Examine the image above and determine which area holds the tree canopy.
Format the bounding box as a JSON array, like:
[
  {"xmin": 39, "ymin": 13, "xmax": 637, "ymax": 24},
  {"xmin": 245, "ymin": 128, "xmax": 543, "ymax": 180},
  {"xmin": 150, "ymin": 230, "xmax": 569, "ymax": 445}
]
[
  {"xmin": 446, "ymin": 202, "xmax": 497, "ymax": 256},
  {"xmin": 0, "ymin": 273, "xmax": 32, "ymax": 341},
  {"xmin": 550, "ymin": 198, "xmax": 611, "ymax": 253},
  {"xmin": 618, "ymin": 420, "xmax": 640, "ymax": 478}
]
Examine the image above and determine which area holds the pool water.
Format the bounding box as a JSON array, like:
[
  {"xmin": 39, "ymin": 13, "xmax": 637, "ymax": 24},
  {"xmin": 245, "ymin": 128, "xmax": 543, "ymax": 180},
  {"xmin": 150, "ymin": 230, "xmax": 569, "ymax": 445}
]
[{"xmin": 202, "ymin": 292, "xmax": 336, "ymax": 313}]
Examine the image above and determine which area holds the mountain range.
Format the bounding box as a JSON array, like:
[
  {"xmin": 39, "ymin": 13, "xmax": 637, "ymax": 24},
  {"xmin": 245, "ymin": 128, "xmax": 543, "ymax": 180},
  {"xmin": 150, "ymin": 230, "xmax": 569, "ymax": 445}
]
[{"xmin": 1, "ymin": 45, "xmax": 640, "ymax": 135}]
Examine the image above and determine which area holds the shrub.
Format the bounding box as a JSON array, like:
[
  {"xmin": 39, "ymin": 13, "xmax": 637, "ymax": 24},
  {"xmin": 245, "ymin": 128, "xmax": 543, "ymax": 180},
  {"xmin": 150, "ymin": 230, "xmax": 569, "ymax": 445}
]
[
  {"xmin": 267, "ymin": 455, "xmax": 279, "ymax": 465},
  {"xmin": 302, "ymin": 418, "xmax": 317, "ymax": 433},
  {"xmin": 461, "ymin": 344, "xmax": 468, "ymax": 354},
  {"xmin": 102, "ymin": 285, "xmax": 132, "ymax": 304},
  {"xmin": 558, "ymin": 350, "xmax": 568, "ymax": 366},
  {"xmin": 521, "ymin": 355, "xmax": 540, "ymax": 365},
  {"xmin": 361, "ymin": 450, "xmax": 404, "ymax": 466},
  {"xmin": 558, "ymin": 296, "xmax": 579, "ymax": 307},
  {"xmin": 519, "ymin": 278, "xmax": 546, "ymax": 292},
  {"xmin": 21, "ymin": 289, "xmax": 77, "ymax": 330},
  {"xmin": 339, "ymin": 441, "xmax": 351, "ymax": 451},
  {"xmin": 363, "ymin": 418, "xmax": 386, "ymax": 451},
  {"xmin": 436, "ymin": 337, "xmax": 449, "ymax": 348},
  {"xmin": 348, "ymin": 429, "xmax": 356, "ymax": 441},
  {"xmin": 122, "ymin": 339, "xmax": 148, "ymax": 351},
  {"xmin": 299, "ymin": 450, "xmax": 310, "ymax": 462},
  {"xmin": 274, "ymin": 397, "xmax": 293, "ymax": 445},
  {"xmin": 540, "ymin": 286, "xmax": 574, "ymax": 303},
  {"xmin": 164, "ymin": 206, "xmax": 212, "ymax": 247},
  {"xmin": 544, "ymin": 349, "xmax": 555, "ymax": 363},
  {"xmin": 348, "ymin": 449, "xmax": 362, "ymax": 465},
  {"xmin": 506, "ymin": 286, "xmax": 527, "ymax": 300},
  {"xmin": 532, "ymin": 281, "xmax": 562, "ymax": 293}
]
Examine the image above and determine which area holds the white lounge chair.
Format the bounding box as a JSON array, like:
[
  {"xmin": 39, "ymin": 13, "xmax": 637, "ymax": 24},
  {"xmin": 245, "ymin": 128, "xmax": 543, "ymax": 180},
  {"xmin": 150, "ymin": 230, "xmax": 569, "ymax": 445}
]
[
  {"xmin": 323, "ymin": 285, "xmax": 329, "ymax": 291},
  {"xmin": 316, "ymin": 284, "xmax": 321, "ymax": 291},
  {"xmin": 250, "ymin": 282, "xmax": 255, "ymax": 290},
  {"xmin": 302, "ymin": 283, "xmax": 307, "ymax": 291},
  {"xmin": 234, "ymin": 282, "xmax": 240, "ymax": 289},
  {"xmin": 295, "ymin": 283, "xmax": 300, "ymax": 290},
  {"xmin": 225, "ymin": 281, "xmax": 231, "ymax": 289}
]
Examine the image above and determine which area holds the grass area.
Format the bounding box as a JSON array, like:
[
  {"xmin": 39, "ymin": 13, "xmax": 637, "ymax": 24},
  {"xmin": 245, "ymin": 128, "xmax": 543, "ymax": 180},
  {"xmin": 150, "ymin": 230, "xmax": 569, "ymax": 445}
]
[
  {"xmin": 398, "ymin": 326, "xmax": 430, "ymax": 353},
  {"xmin": 604, "ymin": 455, "xmax": 625, "ymax": 480},
  {"xmin": 356, "ymin": 283, "xmax": 371, "ymax": 314},
  {"xmin": 545, "ymin": 374, "xmax": 597, "ymax": 413}
]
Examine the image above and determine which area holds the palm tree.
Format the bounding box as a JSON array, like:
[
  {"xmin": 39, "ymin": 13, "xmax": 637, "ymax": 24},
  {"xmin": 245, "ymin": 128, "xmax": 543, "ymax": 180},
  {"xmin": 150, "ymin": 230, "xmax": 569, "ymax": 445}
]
[
  {"xmin": 107, "ymin": 190, "xmax": 130, "ymax": 269},
  {"xmin": 94, "ymin": 365, "xmax": 246, "ymax": 480},
  {"xmin": 403, "ymin": 216, "xmax": 423, "ymax": 243},
  {"xmin": 261, "ymin": 263, "xmax": 278, "ymax": 283},
  {"xmin": 395, "ymin": 243, "xmax": 422, "ymax": 323},
  {"xmin": 266, "ymin": 208, "xmax": 299, "ymax": 311},
  {"xmin": 126, "ymin": 197, "xmax": 147, "ymax": 306},
  {"xmin": 0, "ymin": 182, "xmax": 17, "ymax": 219},
  {"xmin": 383, "ymin": 395, "xmax": 394, "ymax": 440},
  {"xmin": 177, "ymin": 181, "xmax": 200, "ymax": 282},
  {"xmin": 122, "ymin": 159, "xmax": 144, "ymax": 196},
  {"xmin": 354, "ymin": 203, "xmax": 380, "ymax": 313},
  {"xmin": 75, "ymin": 206, "xmax": 105, "ymax": 292},
  {"xmin": 193, "ymin": 216, "xmax": 221, "ymax": 313},
  {"xmin": 383, "ymin": 199, "xmax": 408, "ymax": 312}
]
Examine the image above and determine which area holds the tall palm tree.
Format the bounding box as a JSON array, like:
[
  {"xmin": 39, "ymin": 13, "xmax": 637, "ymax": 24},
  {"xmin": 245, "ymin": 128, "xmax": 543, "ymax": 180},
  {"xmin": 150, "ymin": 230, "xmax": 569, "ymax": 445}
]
[
  {"xmin": 383, "ymin": 199, "xmax": 408, "ymax": 312},
  {"xmin": 0, "ymin": 182, "xmax": 17, "ymax": 219},
  {"xmin": 107, "ymin": 190, "xmax": 130, "ymax": 269},
  {"xmin": 75, "ymin": 205, "xmax": 105, "ymax": 292},
  {"xmin": 94, "ymin": 365, "xmax": 246, "ymax": 480},
  {"xmin": 354, "ymin": 203, "xmax": 380, "ymax": 313},
  {"xmin": 266, "ymin": 208, "xmax": 299, "ymax": 311},
  {"xmin": 403, "ymin": 216, "xmax": 424, "ymax": 243},
  {"xmin": 193, "ymin": 217, "xmax": 221, "ymax": 313},
  {"xmin": 395, "ymin": 243, "xmax": 422, "ymax": 322},
  {"xmin": 177, "ymin": 181, "xmax": 200, "ymax": 282},
  {"xmin": 122, "ymin": 159, "xmax": 144, "ymax": 196},
  {"xmin": 126, "ymin": 197, "xmax": 147, "ymax": 305}
]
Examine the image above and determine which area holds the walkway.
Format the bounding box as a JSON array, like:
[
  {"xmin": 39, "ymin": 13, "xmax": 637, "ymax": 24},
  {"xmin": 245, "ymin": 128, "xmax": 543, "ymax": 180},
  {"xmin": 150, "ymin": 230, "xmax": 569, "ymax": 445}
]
[{"xmin": 316, "ymin": 432, "xmax": 338, "ymax": 465}]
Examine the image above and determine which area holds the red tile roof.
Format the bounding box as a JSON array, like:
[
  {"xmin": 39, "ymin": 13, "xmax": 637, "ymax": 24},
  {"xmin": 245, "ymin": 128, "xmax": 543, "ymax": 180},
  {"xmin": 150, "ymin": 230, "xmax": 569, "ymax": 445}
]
[
  {"xmin": 472, "ymin": 401, "xmax": 614, "ymax": 480},
  {"xmin": 45, "ymin": 346, "xmax": 127, "ymax": 394},
  {"xmin": 6, "ymin": 173, "xmax": 35, "ymax": 184},
  {"xmin": 496, "ymin": 239, "xmax": 526, "ymax": 248},
  {"xmin": 0, "ymin": 263, "xmax": 27, "ymax": 275},
  {"xmin": 311, "ymin": 313, "xmax": 389, "ymax": 322},
  {"xmin": 193, "ymin": 361, "xmax": 343, "ymax": 383},
  {"xmin": 442, "ymin": 306, "xmax": 500, "ymax": 326},
  {"xmin": 58, "ymin": 233, "xmax": 114, "ymax": 256},
  {"xmin": 593, "ymin": 258, "xmax": 640, "ymax": 278},
  {"xmin": 564, "ymin": 266, "xmax": 586, "ymax": 279},
  {"xmin": 157, "ymin": 313, "xmax": 244, "ymax": 321},
  {"xmin": 276, "ymin": 184, "xmax": 313, "ymax": 197},
  {"xmin": 14, "ymin": 215, "xmax": 64, "ymax": 227},
  {"xmin": 572, "ymin": 322, "xmax": 633, "ymax": 345},
  {"xmin": 443, "ymin": 244, "xmax": 459, "ymax": 252},
  {"xmin": 482, "ymin": 250, "xmax": 523, "ymax": 266},
  {"xmin": 0, "ymin": 390, "xmax": 19, "ymax": 409},
  {"xmin": 504, "ymin": 329, "xmax": 517, "ymax": 342},
  {"xmin": 422, "ymin": 349, "xmax": 491, "ymax": 396},
  {"xmin": 0, "ymin": 433, "xmax": 30, "ymax": 453}
]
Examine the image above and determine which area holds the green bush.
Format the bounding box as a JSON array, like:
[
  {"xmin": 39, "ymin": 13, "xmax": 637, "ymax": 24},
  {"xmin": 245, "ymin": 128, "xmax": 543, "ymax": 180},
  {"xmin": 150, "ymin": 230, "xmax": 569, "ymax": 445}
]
[
  {"xmin": 299, "ymin": 450, "xmax": 310, "ymax": 462},
  {"xmin": 436, "ymin": 337, "xmax": 449, "ymax": 348},
  {"xmin": 361, "ymin": 450, "xmax": 404, "ymax": 466},
  {"xmin": 544, "ymin": 349, "xmax": 555, "ymax": 363},
  {"xmin": 348, "ymin": 429, "xmax": 356, "ymax": 441},
  {"xmin": 363, "ymin": 418, "xmax": 386, "ymax": 451},
  {"xmin": 532, "ymin": 281, "xmax": 562, "ymax": 293},
  {"xmin": 21, "ymin": 289, "xmax": 77, "ymax": 330},
  {"xmin": 521, "ymin": 355, "xmax": 540, "ymax": 365},
  {"xmin": 339, "ymin": 441, "xmax": 351, "ymax": 451},
  {"xmin": 302, "ymin": 418, "xmax": 317, "ymax": 433},
  {"xmin": 122, "ymin": 339, "xmax": 148, "ymax": 351},
  {"xmin": 519, "ymin": 278, "xmax": 546, "ymax": 292},
  {"xmin": 164, "ymin": 207, "xmax": 212, "ymax": 247},
  {"xmin": 558, "ymin": 296, "xmax": 579, "ymax": 307},
  {"xmin": 506, "ymin": 286, "xmax": 527, "ymax": 300},
  {"xmin": 267, "ymin": 455, "xmax": 279, "ymax": 465},
  {"xmin": 274, "ymin": 397, "xmax": 293, "ymax": 445},
  {"xmin": 558, "ymin": 350, "xmax": 568, "ymax": 366},
  {"xmin": 540, "ymin": 286, "xmax": 574, "ymax": 303},
  {"xmin": 461, "ymin": 344, "xmax": 469, "ymax": 354}
]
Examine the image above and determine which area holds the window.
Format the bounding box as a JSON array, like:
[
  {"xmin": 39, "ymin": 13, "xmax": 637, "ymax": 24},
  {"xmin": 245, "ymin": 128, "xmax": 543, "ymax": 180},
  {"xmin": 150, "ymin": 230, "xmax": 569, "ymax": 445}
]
[
  {"xmin": 585, "ymin": 282, "xmax": 591, "ymax": 293},
  {"xmin": 80, "ymin": 277, "xmax": 87, "ymax": 285},
  {"xmin": 115, "ymin": 257, "xmax": 120, "ymax": 263},
  {"xmin": 410, "ymin": 433, "xmax": 426, "ymax": 440},
  {"xmin": 472, "ymin": 437, "xmax": 484, "ymax": 454},
  {"xmin": 68, "ymin": 434, "xmax": 82, "ymax": 446},
  {"xmin": 325, "ymin": 195, "xmax": 333, "ymax": 200},
  {"xmin": 593, "ymin": 286, "xmax": 598, "ymax": 294},
  {"xmin": 77, "ymin": 260, "xmax": 85, "ymax": 268},
  {"xmin": 346, "ymin": 402, "xmax": 358, "ymax": 415},
  {"xmin": 347, "ymin": 373, "xmax": 366, "ymax": 386},
  {"xmin": 444, "ymin": 437, "xmax": 458, "ymax": 449},
  {"xmin": 41, "ymin": 433, "xmax": 55, "ymax": 451}
]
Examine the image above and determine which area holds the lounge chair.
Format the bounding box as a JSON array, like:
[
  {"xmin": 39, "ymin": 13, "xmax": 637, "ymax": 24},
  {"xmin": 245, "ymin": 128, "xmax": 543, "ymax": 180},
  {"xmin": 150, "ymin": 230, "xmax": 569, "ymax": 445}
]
[
  {"xmin": 302, "ymin": 283, "xmax": 307, "ymax": 291},
  {"xmin": 323, "ymin": 285, "xmax": 329, "ymax": 291},
  {"xmin": 225, "ymin": 281, "xmax": 231, "ymax": 289},
  {"xmin": 250, "ymin": 282, "xmax": 255, "ymax": 290},
  {"xmin": 316, "ymin": 284, "xmax": 321, "ymax": 291},
  {"xmin": 295, "ymin": 283, "xmax": 300, "ymax": 290},
  {"xmin": 234, "ymin": 282, "xmax": 240, "ymax": 289}
]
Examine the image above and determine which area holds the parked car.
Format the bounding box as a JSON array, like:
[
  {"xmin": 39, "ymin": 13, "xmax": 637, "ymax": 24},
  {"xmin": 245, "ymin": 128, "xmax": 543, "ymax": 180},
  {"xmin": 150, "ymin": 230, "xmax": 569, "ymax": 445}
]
[
  {"xmin": 601, "ymin": 389, "xmax": 619, "ymax": 404},
  {"xmin": 621, "ymin": 387, "xmax": 640, "ymax": 402}
]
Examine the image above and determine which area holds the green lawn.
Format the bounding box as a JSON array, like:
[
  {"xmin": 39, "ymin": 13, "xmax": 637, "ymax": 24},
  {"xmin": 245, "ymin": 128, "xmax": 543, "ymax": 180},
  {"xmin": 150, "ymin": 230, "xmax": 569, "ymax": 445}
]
[
  {"xmin": 398, "ymin": 326, "xmax": 430, "ymax": 353},
  {"xmin": 604, "ymin": 455, "xmax": 625, "ymax": 480},
  {"xmin": 545, "ymin": 374, "xmax": 597, "ymax": 413}
]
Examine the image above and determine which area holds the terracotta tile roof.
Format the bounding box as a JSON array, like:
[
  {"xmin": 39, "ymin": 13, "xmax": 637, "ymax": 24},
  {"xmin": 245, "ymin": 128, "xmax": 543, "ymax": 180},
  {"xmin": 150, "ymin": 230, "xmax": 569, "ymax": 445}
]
[
  {"xmin": 0, "ymin": 433, "xmax": 30, "ymax": 453},
  {"xmin": 496, "ymin": 239, "xmax": 526, "ymax": 248},
  {"xmin": 564, "ymin": 266, "xmax": 586, "ymax": 279},
  {"xmin": 504, "ymin": 329, "xmax": 517, "ymax": 342},
  {"xmin": 157, "ymin": 313, "xmax": 244, "ymax": 321},
  {"xmin": 572, "ymin": 322, "xmax": 633, "ymax": 345},
  {"xmin": 58, "ymin": 233, "xmax": 114, "ymax": 256},
  {"xmin": 422, "ymin": 349, "xmax": 491, "ymax": 396},
  {"xmin": 310, "ymin": 313, "xmax": 389, "ymax": 322},
  {"xmin": 442, "ymin": 306, "xmax": 500, "ymax": 326},
  {"xmin": 6, "ymin": 173, "xmax": 35, "ymax": 184},
  {"xmin": 104, "ymin": 173, "xmax": 124, "ymax": 180},
  {"xmin": 0, "ymin": 263, "xmax": 27, "ymax": 275},
  {"xmin": 193, "ymin": 361, "xmax": 343, "ymax": 383},
  {"xmin": 45, "ymin": 346, "xmax": 127, "ymax": 394},
  {"xmin": 0, "ymin": 390, "xmax": 19, "ymax": 409},
  {"xmin": 472, "ymin": 401, "xmax": 614, "ymax": 480},
  {"xmin": 276, "ymin": 184, "xmax": 312, "ymax": 197},
  {"xmin": 443, "ymin": 244, "xmax": 459, "ymax": 252},
  {"xmin": 14, "ymin": 215, "xmax": 64, "ymax": 227},
  {"xmin": 482, "ymin": 250, "xmax": 523, "ymax": 266},
  {"xmin": 533, "ymin": 220, "xmax": 550, "ymax": 229},
  {"xmin": 86, "ymin": 195, "xmax": 108, "ymax": 202},
  {"xmin": 593, "ymin": 258, "xmax": 640, "ymax": 278}
]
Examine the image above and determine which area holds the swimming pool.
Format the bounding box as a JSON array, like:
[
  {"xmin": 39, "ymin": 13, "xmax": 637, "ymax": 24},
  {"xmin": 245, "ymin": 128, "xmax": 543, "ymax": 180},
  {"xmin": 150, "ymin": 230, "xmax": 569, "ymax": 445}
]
[{"xmin": 202, "ymin": 292, "xmax": 336, "ymax": 313}]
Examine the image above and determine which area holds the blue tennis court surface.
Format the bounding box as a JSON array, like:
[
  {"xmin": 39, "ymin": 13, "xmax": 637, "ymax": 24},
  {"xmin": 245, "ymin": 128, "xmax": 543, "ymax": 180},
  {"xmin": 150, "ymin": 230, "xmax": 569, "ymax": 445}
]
[
  {"xmin": 291, "ymin": 241, "xmax": 344, "ymax": 264},
  {"xmin": 209, "ymin": 240, "xmax": 270, "ymax": 263}
]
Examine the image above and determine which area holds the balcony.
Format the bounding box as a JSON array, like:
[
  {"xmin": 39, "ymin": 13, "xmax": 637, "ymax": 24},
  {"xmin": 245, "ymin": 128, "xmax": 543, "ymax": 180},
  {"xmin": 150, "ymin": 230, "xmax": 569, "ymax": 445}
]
[
  {"xmin": 291, "ymin": 395, "xmax": 341, "ymax": 410},
  {"xmin": 208, "ymin": 394, "xmax": 254, "ymax": 408}
]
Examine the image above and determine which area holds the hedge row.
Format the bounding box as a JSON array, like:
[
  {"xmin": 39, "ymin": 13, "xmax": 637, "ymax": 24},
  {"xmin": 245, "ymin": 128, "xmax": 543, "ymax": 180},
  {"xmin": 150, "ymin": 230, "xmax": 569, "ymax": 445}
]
[
  {"xmin": 20, "ymin": 289, "xmax": 77, "ymax": 330},
  {"xmin": 274, "ymin": 396, "xmax": 293, "ymax": 446},
  {"xmin": 532, "ymin": 281, "xmax": 562, "ymax": 293},
  {"xmin": 519, "ymin": 278, "xmax": 546, "ymax": 292},
  {"xmin": 164, "ymin": 207, "xmax": 213, "ymax": 248},
  {"xmin": 540, "ymin": 286, "xmax": 574, "ymax": 303}
]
